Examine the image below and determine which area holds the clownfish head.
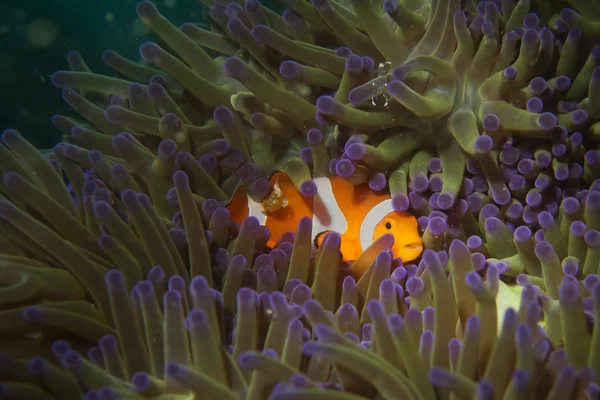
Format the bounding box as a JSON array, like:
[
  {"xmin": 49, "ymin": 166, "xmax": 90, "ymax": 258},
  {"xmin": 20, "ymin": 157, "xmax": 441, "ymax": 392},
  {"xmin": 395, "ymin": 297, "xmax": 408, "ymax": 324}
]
[
  {"xmin": 358, "ymin": 199, "xmax": 423, "ymax": 263},
  {"xmin": 371, "ymin": 210, "xmax": 423, "ymax": 262}
]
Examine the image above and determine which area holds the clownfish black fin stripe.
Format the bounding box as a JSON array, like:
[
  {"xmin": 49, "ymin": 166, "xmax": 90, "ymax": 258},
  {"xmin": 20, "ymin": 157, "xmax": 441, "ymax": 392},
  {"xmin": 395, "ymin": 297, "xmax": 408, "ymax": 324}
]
[{"xmin": 314, "ymin": 230, "xmax": 334, "ymax": 249}]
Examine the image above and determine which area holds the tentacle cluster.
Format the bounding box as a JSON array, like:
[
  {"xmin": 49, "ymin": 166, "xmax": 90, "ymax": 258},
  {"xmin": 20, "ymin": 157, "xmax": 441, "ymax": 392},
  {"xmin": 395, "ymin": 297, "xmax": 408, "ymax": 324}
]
[{"xmin": 2, "ymin": 0, "xmax": 600, "ymax": 399}]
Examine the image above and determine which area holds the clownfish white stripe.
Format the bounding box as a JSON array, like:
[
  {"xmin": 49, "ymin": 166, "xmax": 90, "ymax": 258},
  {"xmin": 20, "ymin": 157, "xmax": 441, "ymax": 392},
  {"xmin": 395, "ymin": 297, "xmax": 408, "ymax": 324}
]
[
  {"xmin": 247, "ymin": 197, "xmax": 267, "ymax": 225},
  {"xmin": 359, "ymin": 199, "xmax": 393, "ymax": 251},
  {"xmin": 245, "ymin": 177, "xmax": 348, "ymax": 240},
  {"xmin": 311, "ymin": 177, "xmax": 348, "ymax": 239}
]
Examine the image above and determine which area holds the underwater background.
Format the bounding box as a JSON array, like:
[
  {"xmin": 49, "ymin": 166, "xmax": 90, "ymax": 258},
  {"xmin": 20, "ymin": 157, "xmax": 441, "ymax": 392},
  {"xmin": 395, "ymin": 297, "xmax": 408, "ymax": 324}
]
[
  {"xmin": 1, "ymin": 0, "xmax": 202, "ymax": 148},
  {"xmin": 1, "ymin": 0, "xmax": 600, "ymax": 399}
]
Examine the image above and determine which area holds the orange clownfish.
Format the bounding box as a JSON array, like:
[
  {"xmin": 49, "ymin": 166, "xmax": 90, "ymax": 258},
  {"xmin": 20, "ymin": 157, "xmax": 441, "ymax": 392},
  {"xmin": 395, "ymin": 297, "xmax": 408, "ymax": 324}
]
[{"xmin": 227, "ymin": 171, "xmax": 423, "ymax": 262}]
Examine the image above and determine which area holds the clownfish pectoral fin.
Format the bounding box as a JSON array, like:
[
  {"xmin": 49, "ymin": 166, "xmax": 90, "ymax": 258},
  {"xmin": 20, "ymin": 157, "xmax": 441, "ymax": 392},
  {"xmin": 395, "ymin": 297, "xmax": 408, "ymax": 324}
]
[
  {"xmin": 314, "ymin": 230, "xmax": 334, "ymax": 249},
  {"xmin": 228, "ymin": 183, "xmax": 268, "ymax": 226},
  {"xmin": 226, "ymin": 184, "xmax": 250, "ymax": 226}
]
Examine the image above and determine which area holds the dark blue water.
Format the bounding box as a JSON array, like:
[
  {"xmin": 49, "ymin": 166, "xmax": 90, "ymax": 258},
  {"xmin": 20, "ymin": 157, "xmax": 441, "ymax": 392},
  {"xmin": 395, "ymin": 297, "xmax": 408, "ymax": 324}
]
[{"xmin": 0, "ymin": 0, "xmax": 200, "ymax": 148}]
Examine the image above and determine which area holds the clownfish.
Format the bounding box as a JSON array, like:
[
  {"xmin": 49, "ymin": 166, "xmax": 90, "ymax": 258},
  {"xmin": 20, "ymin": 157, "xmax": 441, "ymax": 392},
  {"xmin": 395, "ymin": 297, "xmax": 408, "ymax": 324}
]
[{"xmin": 227, "ymin": 171, "xmax": 423, "ymax": 262}]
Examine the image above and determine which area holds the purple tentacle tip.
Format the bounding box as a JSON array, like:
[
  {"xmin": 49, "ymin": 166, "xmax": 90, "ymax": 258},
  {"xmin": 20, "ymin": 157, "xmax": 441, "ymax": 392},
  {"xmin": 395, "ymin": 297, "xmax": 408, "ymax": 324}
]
[
  {"xmin": 429, "ymin": 158, "xmax": 442, "ymax": 173},
  {"xmin": 300, "ymin": 180, "xmax": 317, "ymax": 197},
  {"xmin": 335, "ymin": 159, "xmax": 355, "ymax": 178},
  {"xmin": 22, "ymin": 306, "xmax": 42, "ymax": 322},
  {"xmin": 27, "ymin": 357, "xmax": 46, "ymax": 375},
  {"xmin": 282, "ymin": 9, "xmax": 302, "ymax": 28},
  {"xmin": 482, "ymin": 114, "xmax": 500, "ymax": 132},
  {"xmin": 513, "ymin": 225, "xmax": 531, "ymax": 242},
  {"xmin": 586, "ymin": 230, "xmax": 600, "ymax": 248},
  {"xmin": 537, "ymin": 112, "xmax": 557, "ymax": 131},
  {"xmin": 428, "ymin": 175, "xmax": 442, "ymax": 192},
  {"xmin": 132, "ymin": 372, "xmax": 151, "ymax": 391},
  {"xmin": 526, "ymin": 97, "xmax": 543, "ymax": 113},
  {"xmin": 412, "ymin": 173, "xmax": 429, "ymax": 193},
  {"xmin": 300, "ymin": 147, "xmax": 313, "ymax": 164},
  {"xmin": 224, "ymin": 57, "xmax": 246, "ymax": 79},
  {"xmin": 467, "ymin": 235, "xmax": 483, "ymax": 250},
  {"xmin": 139, "ymin": 42, "xmax": 162, "ymax": 63},
  {"xmin": 503, "ymin": 66, "xmax": 517, "ymax": 80},
  {"xmin": 369, "ymin": 173, "xmax": 387, "ymax": 191},
  {"xmin": 383, "ymin": 0, "xmax": 397, "ymax": 13},
  {"xmin": 306, "ymin": 128, "xmax": 323, "ymax": 146},
  {"xmin": 346, "ymin": 54, "xmax": 364, "ymax": 74},
  {"xmin": 526, "ymin": 190, "xmax": 542, "ymax": 208},
  {"xmin": 60, "ymin": 350, "xmax": 82, "ymax": 369},
  {"xmin": 427, "ymin": 217, "xmax": 447, "ymax": 236},
  {"xmin": 316, "ymin": 96, "xmax": 337, "ymax": 115},
  {"xmin": 586, "ymin": 150, "xmax": 600, "ymax": 165},
  {"xmin": 572, "ymin": 109, "xmax": 588, "ymax": 125},
  {"xmin": 105, "ymin": 269, "xmax": 124, "ymax": 286},
  {"xmin": 279, "ymin": 60, "xmax": 302, "ymax": 78},
  {"xmin": 560, "ymin": 279, "xmax": 580, "ymax": 302},
  {"xmin": 346, "ymin": 143, "xmax": 366, "ymax": 161},
  {"xmin": 173, "ymin": 170, "xmax": 189, "ymax": 188},
  {"xmin": 392, "ymin": 193, "xmax": 409, "ymax": 212},
  {"xmin": 535, "ymin": 241, "xmax": 556, "ymax": 262},
  {"xmin": 482, "ymin": 20, "xmax": 494, "ymax": 38},
  {"xmin": 437, "ymin": 192, "xmax": 454, "ymax": 210},
  {"xmin": 429, "ymin": 192, "xmax": 440, "ymax": 209},
  {"xmin": 213, "ymin": 106, "xmax": 234, "ymax": 126},
  {"xmin": 311, "ymin": 0, "xmax": 331, "ymax": 11},
  {"xmin": 538, "ymin": 211, "xmax": 555, "ymax": 230},
  {"xmin": 484, "ymin": 217, "xmax": 504, "ymax": 234},
  {"xmin": 499, "ymin": 148, "xmax": 519, "ymax": 166},
  {"xmin": 429, "ymin": 367, "xmax": 452, "ymax": 386},
  {"xmin": 406, "ymin": 277, "xmax": 424, "ymax": 295}
]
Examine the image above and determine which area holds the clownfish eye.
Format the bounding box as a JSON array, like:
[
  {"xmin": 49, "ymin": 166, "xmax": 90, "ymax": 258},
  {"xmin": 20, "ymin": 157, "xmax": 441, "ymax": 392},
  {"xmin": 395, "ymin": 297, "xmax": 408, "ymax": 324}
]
[{"xmin": 385, "ymin": 222, "xmax": 392, "ymax": 230}]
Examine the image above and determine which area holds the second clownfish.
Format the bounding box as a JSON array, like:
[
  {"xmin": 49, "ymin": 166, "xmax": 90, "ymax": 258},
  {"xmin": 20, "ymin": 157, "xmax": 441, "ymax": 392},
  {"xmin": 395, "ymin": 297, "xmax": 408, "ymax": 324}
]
[{"xmin": 227, "ymin": 171, "xmax": 424, "ymax": 263}]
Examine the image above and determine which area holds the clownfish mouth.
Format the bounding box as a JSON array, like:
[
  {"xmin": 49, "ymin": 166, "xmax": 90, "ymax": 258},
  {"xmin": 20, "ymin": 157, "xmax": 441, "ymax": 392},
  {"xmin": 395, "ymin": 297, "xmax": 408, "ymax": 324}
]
[{"xmin": 404, "ymin": 242, "xmax": 424, "ymax": 251}]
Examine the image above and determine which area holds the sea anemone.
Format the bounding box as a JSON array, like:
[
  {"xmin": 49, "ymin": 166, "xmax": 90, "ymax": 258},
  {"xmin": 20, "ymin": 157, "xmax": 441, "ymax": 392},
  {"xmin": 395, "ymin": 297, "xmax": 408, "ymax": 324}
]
[{"xmin": 1, "ymin": 0, "xmax": 600, "ymax": 399}]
